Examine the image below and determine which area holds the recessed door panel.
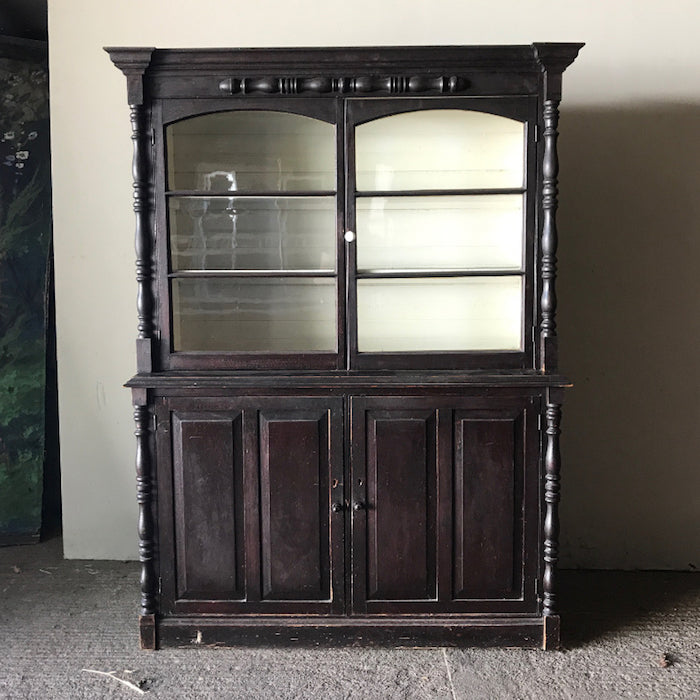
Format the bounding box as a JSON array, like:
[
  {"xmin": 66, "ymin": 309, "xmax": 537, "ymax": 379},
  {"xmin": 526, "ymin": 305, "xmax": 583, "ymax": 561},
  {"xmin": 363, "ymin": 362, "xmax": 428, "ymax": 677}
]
[
  {"xmin": 365, "ymin": 412, "xmax": 437, "ymax": 600},
  {"xmin": 453, "ymin": 411, "xmax": 522, "ymax": 599},
  {"xmin": 259, "ymin": 409, "xmax": 331, "ymax": 600},
  {"xmin": 351, "ymin": 398, "xmax": 441, "ymax": 614},
  {"xmin": 171, "ymin": 411, "xmax": 245, "ymax": 601}
]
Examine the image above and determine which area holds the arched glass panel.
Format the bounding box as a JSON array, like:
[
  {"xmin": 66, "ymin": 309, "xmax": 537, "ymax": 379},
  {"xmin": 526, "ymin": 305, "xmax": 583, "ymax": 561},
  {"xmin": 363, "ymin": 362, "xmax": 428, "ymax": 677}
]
[
  {"xmin": 167, "ymin": 111, "xmax": 336, "ymax": 191},
  {"xmin": 355, "ymin": 109, "xmax": 525, "ymax": 191}
]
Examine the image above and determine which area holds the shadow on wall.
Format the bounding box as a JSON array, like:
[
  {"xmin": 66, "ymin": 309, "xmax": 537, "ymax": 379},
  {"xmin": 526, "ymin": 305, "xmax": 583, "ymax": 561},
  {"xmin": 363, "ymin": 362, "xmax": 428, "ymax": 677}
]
[{"xmin": 557, "ymin": 103, "xmax": 700, "ymax": 570}]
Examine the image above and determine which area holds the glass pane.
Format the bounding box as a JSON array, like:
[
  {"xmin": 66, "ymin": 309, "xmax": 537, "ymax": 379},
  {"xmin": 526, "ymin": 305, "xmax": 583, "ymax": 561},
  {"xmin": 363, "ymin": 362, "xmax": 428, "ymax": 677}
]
[
  {"xmin": 169, "ymin": 197, "xmax": 336, "ymax": 271},
  {"xmin": 355, "ymin": 110, "xmax": 525, "ymax": 191},
  {"xmin": 357, "ymin": 277, "xmax": 522, "ymax": 352},
  {"xmin": 356, "ymin": 195, "xmax": 523, "ymax": 271},
  {"xmin": 167, "ymin": 111, "xmax": 336, "ymax": 191},
  {"xmin": 172, "ymin": 278, "xmax": 337, "ymax": 352}
]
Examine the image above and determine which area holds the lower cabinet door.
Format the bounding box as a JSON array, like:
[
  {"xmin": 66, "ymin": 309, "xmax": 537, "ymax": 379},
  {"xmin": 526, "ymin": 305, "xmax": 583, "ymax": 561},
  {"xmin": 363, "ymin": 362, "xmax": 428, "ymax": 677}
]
[
  {"xmin": 157, "ymin": 396, "xmax": 344, "ymax": 615},
  {"xmin": 350, "ymin": 395, "xmax": 539, "ymax": 615}
]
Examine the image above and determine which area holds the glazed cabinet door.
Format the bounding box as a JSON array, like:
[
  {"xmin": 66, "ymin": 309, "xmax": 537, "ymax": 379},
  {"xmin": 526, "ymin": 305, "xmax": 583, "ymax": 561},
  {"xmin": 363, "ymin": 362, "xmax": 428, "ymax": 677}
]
[
  {"xmin": 350, "ymin": 395, "xmax": 539, "ymax": 615},
  {"xmin": 155, "ymin": 99, "xmax": 345, "ymax": 372},
  {"xmin": 345, "ymin": 97, "xmax": 537, "ymax": 371},
  {"xmin": 156, "ymin": 396, "xmax": 344, "ymax": 615}
]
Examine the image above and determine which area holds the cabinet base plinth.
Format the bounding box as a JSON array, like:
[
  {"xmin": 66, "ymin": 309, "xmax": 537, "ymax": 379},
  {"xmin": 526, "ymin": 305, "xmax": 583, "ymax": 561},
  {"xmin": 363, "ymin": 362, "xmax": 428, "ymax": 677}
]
[
  {"xmin": 151, "ymin": 616, "xmax": 549, "ymax": 649},
  {"xmin": 139, "ymin": 614, "xmax": 157, "ymax": 650},
  {"xmin": 542, "ymin": 614, "xmax": 561, "ymax": 650}
]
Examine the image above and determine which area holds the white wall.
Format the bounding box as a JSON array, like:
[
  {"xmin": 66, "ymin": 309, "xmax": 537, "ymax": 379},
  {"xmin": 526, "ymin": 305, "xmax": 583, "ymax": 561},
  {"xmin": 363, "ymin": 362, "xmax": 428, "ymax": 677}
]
[{"xmin": 49, "ymin": 0, "xmax": 700, "ymax": 566}]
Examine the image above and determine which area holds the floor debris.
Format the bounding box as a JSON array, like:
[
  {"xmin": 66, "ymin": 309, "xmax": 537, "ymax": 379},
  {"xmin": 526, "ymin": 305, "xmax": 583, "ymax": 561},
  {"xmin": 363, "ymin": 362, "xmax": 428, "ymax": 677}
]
[
  {"xmin": 659, "ymin": 653, "xmax": 675, "ymax": 668},
  {"xmin": 82, "ymin": 669, "xmax": 147, "ymax": 694}
]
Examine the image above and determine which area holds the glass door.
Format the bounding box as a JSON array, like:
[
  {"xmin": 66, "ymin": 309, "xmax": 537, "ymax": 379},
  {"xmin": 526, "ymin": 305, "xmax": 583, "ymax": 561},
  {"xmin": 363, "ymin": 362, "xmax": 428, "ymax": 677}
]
[
  {"xmin": 161, "ymin": 103, "xmax": 343, "ymax": 370},
  {"xmin": 346, "ymin": 98, "xmax": 535, "ymax": 370}
]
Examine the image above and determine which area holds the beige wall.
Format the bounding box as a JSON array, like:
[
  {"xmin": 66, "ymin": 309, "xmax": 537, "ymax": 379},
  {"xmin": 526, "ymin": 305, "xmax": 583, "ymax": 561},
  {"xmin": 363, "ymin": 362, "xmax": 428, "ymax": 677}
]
[{"xmin": 49, "ymin": 0, "xmax": 700, "ymax": 566}]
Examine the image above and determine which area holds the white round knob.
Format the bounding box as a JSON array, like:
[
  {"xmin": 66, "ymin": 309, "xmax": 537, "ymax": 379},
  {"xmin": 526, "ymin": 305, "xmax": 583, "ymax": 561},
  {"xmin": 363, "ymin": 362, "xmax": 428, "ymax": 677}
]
[{"xmin": 344, "ymin": 230, "xmax": 356, "ymax": 243}]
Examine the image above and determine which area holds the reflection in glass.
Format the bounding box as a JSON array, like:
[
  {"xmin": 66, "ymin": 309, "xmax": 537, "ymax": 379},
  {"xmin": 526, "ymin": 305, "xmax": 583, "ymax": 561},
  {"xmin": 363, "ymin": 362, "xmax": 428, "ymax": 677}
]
[
  {"xmin": 357, "ymin": 277, "xmax": 522, "ymax": 352},
  {"xmin": 356, "ymin": 195, "xmax": 523, "ymax": 271},
  {"xmin": 172, "ymin": 278, "xmax": 337, "ymax": 352},
  {"xmin": 355, "ymin": 110, "xmax": 525, "ymax": 191},
  {"xmin": 167, "ymin": 111, "xmax": 336, "ymax": 191},
  {"xmin": 169, "ymin": 197, "xmax": 336, "ymax": 271}
]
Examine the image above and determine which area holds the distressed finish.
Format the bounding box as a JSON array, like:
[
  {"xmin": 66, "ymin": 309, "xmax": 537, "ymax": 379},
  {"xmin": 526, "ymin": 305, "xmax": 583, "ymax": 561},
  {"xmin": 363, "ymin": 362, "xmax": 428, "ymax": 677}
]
[{"xmin": 108, "ymin": 44, "xmax": 582, "ymax": 650}]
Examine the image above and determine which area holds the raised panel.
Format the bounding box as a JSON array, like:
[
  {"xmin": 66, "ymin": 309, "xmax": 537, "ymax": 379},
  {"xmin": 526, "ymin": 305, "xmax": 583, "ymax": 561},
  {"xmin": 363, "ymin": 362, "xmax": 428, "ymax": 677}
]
[
  {"xmin": 259, "ymin": 408, "xmax": 332, "ymax": 600},
  {"xmin": 172, "ymin": 411, "xmax": 244, "ymax": 600},
  {"xmin": 453, "ymin": 410, "xmax": 524, "ymax": 599},
  {"xmin": 363, "ymin": 409, "xmax": 437, "ymax": 602}
]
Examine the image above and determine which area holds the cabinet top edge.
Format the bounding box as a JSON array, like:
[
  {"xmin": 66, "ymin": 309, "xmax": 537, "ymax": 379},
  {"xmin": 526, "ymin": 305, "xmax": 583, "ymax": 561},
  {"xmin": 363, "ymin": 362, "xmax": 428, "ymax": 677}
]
[
  {"xmin": 105, "ymin": 43, "xmax": 584, "ymax": 73},
  {"xmin": 125, "ymin": 372, "xmax": 572, "ymax": 389}
]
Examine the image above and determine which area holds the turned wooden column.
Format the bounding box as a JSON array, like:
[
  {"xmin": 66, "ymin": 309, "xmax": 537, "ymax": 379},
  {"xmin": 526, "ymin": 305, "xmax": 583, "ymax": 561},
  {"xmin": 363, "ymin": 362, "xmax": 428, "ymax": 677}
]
[
  {"xmin": 106, "ymin": 48, "xmax": 158, "ymax": 649},
  {"xmin": 106, "ymin": 47, "xmax": 156, "ymax": 373},
  {"xmin": 542, "ymin": 389, "xmax": 562, "ymax": 616},
  {"xmin": 540, "ymin": 96, "xmax": 560, "ymax": 371},
  {"xmin": 533, "ymin": 43, "xmax": 582, "ymax": 373},
  {"xmin": 133, "ymin": 396, "xmax": 156, "ymax": 611}
]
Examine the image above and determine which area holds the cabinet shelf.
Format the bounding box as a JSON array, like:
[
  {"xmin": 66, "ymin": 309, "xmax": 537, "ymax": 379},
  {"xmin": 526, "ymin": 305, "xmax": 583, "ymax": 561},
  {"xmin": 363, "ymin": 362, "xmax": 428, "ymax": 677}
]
[
  {"xmin": 166, "ymin": 190, "xmax": 337, "ymax": 197},
  {"xmin": 356, "ymin": 269, "xmax": 523, "ymax": 278},
  {"xmin": 355, "ymin": 187, "xmax": 525, "ymax": 197},
  {"xmin": 169, "ymin": 269, "xmax": 337, "ymax": 278}
]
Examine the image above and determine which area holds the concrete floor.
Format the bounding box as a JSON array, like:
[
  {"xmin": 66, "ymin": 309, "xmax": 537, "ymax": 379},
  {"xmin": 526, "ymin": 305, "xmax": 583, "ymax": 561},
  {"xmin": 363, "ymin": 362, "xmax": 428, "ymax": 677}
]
[{"xmin": 0, "ymin": 538, "xmax": 698, "ymax": 699}]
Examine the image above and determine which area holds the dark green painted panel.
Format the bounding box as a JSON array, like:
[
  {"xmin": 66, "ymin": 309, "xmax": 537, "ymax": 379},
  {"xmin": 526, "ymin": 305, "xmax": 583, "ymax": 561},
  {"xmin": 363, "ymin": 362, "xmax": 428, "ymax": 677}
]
[{"xmin": 0, "ymin": 46, "xmax": 51, "ymax": 542}]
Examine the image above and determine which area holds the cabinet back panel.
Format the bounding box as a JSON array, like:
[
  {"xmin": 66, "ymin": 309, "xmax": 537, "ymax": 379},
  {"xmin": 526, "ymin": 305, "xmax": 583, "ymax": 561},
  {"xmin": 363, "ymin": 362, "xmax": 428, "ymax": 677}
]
[{"xmin": 172, "ymin": 412, "xmax": 245, "ymax": 600}]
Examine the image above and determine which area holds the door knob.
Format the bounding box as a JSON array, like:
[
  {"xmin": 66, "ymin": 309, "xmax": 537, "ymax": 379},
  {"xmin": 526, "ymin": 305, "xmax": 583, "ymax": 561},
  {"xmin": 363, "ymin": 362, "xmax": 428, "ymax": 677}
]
[
  {"xmin": 331, "ymin": 502, "xmax": 344, "ymax": 513},
  {"xmin": 353, "ymin": 501, "xmax": 365, "ymax": 512}
]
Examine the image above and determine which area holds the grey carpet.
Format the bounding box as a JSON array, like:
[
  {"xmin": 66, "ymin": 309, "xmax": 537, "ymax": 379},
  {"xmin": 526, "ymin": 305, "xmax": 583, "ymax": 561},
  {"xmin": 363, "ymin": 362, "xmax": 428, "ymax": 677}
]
[{"xmin": 0, "ymin": 538, "xmax": 698, "ymax": 699}]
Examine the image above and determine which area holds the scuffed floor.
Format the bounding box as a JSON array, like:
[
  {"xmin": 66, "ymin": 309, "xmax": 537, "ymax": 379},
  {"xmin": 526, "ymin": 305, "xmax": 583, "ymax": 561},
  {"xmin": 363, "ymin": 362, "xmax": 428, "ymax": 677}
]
[{"xmin": 0, "ymin": 538, "xmax": 698, "ymax": 699}]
